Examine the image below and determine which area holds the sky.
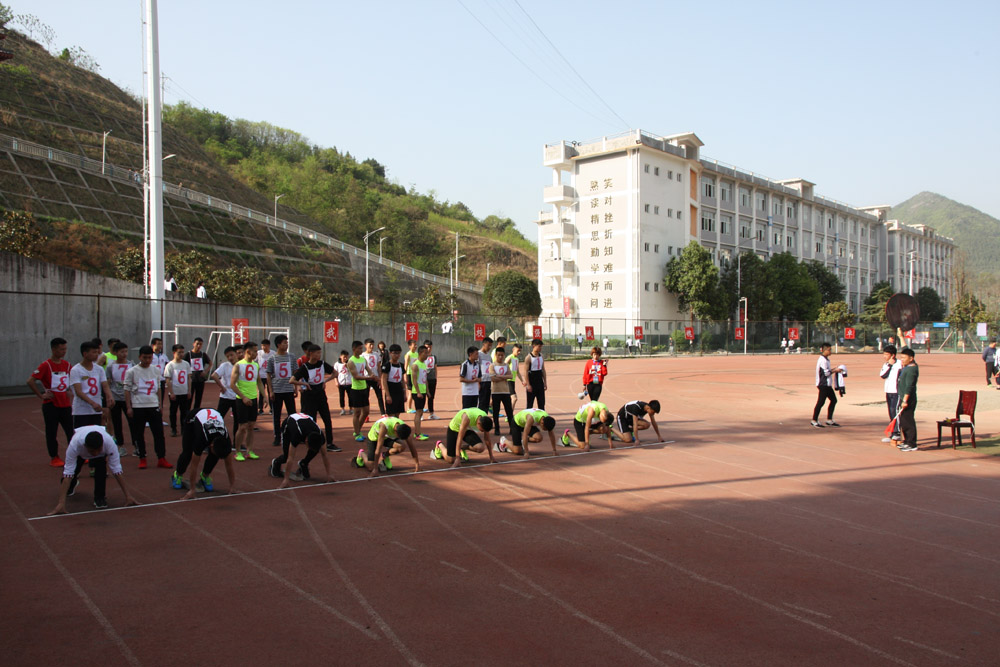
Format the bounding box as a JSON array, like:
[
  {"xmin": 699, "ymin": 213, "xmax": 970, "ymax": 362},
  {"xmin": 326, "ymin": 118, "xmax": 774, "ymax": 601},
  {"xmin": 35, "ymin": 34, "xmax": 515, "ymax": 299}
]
[{"xmin": 14, "ymin": 0, "xmax": 1000, "ymax": 241}]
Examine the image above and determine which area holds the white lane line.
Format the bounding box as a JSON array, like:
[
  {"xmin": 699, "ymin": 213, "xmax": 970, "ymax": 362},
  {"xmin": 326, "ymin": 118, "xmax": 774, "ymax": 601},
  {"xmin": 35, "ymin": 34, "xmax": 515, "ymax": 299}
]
[
  {"xmin": 502, "ymin": 519, "xmax": 525, "ymax": 529},
  {"xmin": 289, "ymin": 494, "xmax": 423, "ymax": 666},
  {"xmin": 0, "ymin": 484, "xmax": 142, "ymax": 667},
  {"xmin": 703, "ymin": 530, "xmax": 737, "ymax": 540},
  {"xmin": 618, "ymin": 553, "xmax": 650, "ymax": 566},
  {"xmin": 21, "ymin": 418, "xmax": 45, "ymax": 435},
  {"xmin": 391, "ymin": 540, "xmax": 416, "ymax": 552},
  {"xmin": 440, "ymin": 560, "xmax": 469, "ymax": 573},
  {"xmin": 894, "ymin": 636, "xmax": 962, "ymax": 661},
  {"xmin": 554, "ymin": 535, "xmax": 582, "ymax": 546},
  {"xmin": 783, "ymin": 602, "xmax": 831, "ymax": 619},
  {"xmin": 27, "ymin": 439, "xmax": 675, "ymax": 521},
  {"xmin": 416, "ymin": 495, "xmax": 436, "ymax": 503},
  {"xmin": 499, "ymin": 583, "xmax": 534, "ymax": 600},
  {"xmin": 458, "ymin": 506, "xmax": 480, "ymax": 515},
  {"xmin": 662, "ymin": 648, "xmax": 713, "ymax": 667},
  {"xmin": 644, "ymin": 516, "xmax": 671, "ymax": 525},
  {"xmin": 394, "ymin": 481, "xmax": 669, "ymax": 666}
]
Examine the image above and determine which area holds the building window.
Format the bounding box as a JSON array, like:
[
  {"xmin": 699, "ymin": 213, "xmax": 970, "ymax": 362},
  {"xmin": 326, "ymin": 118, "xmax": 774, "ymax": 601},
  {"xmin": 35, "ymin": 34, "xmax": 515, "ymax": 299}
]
[
  {"xmin": 654, "ymin": 322, "xmax": 660, "ymax": 330},
  {"xmin": 827, "ymin": 216, "xmax": 833, "ymax": 229},
  {"xmin": 786, "ymin": 232, "xmax": 795, "ymax": 248},
  {"xmin": 720, "ymin": 181, "xmax": 733, "ymax": 202},
  {"xmin": 668, "ymin": 245, "xmax": 673, "ymax": 255},
  {"xmin": 773, "ymin": 232, "xmax": 781, "ymax": 246},
  {"xmin": 668, "ymin": 170, "xmax": 673, "ymax": 179},
  {"xmin": 838, "ymin": 245, "xmax": 845, "ymax": 257},
  {"xmin": 773, "ymin": 198, "xmax": 782, "ymax": 216},
  {"xmin": 654, "ymin": 283, "xmax": 660, "ymax": 292},
  {"xmin": 720, "ymin": 214, "xmax": 732, "ymax": 235},
  {"xmin": 756, "ymin": 227, "xmax": 765, "ymax": 242},
  {"xmin": 644, "ymin": 164, "xmax": 650, "ymax": 173},
  {"xmin": 549, "ymin": 241, "xmax": 558, "ymax": 259},
  {"xmin": 787, "ymin": 203, "xmax": 796, "ymax": 219},
  {"xmin": 654, "ymin": 244, "xmax": 660, "ymax": 253},
  {"xmin": 739, "ymin": 187, "xmax": 751, "ymax": 207},
  {"xmin": 756, "ymin": 191, "xmax": 767, "ymax": 212},
  {"xmin": 644, "ymin": 242, "xmax": 650, "ymax": 252},
  {"xmin": 701, "ymin": 211, "xmax": 716, "ymax": 232},
  {"xmin": 667, "ymin": 208, "xmax": 673, "ymax": 217},
  {"xmin": 654, "ymin": 206, "xmax": 660, "ymax": 215},
  {"xmin": 702, "ymin": 176, "xmax": 716, "ymax": 198},
  {"xmin": 740, "ymin": 222, "xmax": 751, "ymax": 239},
  {"xmin": 644, "ymin": 282, "xmax": 650, "ymax": 291},
  {"xmin": 644, "ymin": 204, "xmax": 650, "ymax": 213},
  {"xmin": 676, "ymin": 210, "xmax": 683, "ymax": 220},
  {"xmin": 816, "ymin": 242, "xmax": 822, "ymax": 253},
  {"xmin": 654, "ymin": 166, "xmax": 660, "ymax": 176}
]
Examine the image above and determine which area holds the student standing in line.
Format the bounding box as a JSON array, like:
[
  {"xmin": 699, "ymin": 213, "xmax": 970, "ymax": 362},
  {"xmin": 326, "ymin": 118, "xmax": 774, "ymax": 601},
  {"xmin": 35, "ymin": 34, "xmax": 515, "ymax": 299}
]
[
  {"xmin": 348, "ymin": 340, "xmax": 373, "ymax": 441},
  {"xmin": 334, "ymin": 350, "xmax": 352, "ymax": 416},
  {"xmin": 896, "ymin": 347, "xmax": 920, "ymax": 452},
  {"xmin": 105, "ymin": 342, "xmax": 133, "ymax": 456},
  {"xmin": 151, "ymin": 337, "xmax": 170, "ymax": 411},
  {"xmin": 488, "ymin": 347, "xmax": 514, "ymax": 436},
  {"xmin": 879, "ymin": 344, "xmax": 902, "ymax": 443},
  {"xmin": 477, "ymin": 336, "xmax": 494, "ymax": 412},
  {"xmin": 810, "ymin": 342, "xmax": 842, "ymax": 428},
  {"xmin": 523, "ymin": 338, "xmax": 547, "ymax": 410},
  {"xmin": 423, "ymin": 339, "xmax": 440, "ymax": 419},
  {"xmin": 982, "ymin": 337, "xmax": 998, "ymax": 388},
  {"xmin": 508, "ymin": 343, "xmax": 522, "ymax": 411},
  {"xmin": 212, "ymin": 346, "xmax": 241, "ymax": 434},
  {"xmin": 408, "ymin": 345, "xmax": 431, "ymax": 441},
  {"xmin": 381, "ymin": 344, "xmax": 406, "ymax": 417},
  {"xmin": 231, "ymin": 341, "xmax": 263, "ymax": 461},
  {"xmin": 27, "ymin": 337, "xmax": 73, "ymax": 467},
  {"xmin": 363, "ymin": 338, "xmax": 386, "ymax": 418},
  {"xmin": 266, "ymin": 334, "xmax": 298, "ymax": 446},
  {"xmin": 290, "ymin": 344, "xmax": 340, "ymax": 452},
  {"xmin": 164, "ymin": 344, "xmax": 192, "ymax": 437},
  {"xmin": 48, "ymin": 426, "xmax": 139, "ymax": 513},
  {"xmin": 458, "ymin": 346, "xmax": 481, "ymax": 409},
  {"xmin": 579, "ymin": 346, "xmax": 608, "ymax": 400},
  {"xmin": 97, "ymin": 338, "xmax": 119, "ymax": 369},
  {"xmin": 403, "ymin": 339, "xmax": 419, "ymax": 413},
  {"xmin": 70, "ymin": 340, "xmax": 113, "ymax": 429},
  {"xmin": 256, "ymin": 338, "xmax": 275, "ymax": 415},
  {"xmin": 124, "ymin": 345, "xmax": 169, "ymax": 469},
  {"xmin": 184, "ymin": 337, "xmax": 212, "ymax": 414}
]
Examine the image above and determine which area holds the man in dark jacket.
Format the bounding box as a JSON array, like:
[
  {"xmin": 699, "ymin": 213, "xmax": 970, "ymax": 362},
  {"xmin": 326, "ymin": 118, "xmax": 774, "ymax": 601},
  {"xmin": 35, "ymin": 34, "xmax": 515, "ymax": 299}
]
[{"xmin": 897, "ymin": 347, "xmax": 920, "ymax": 452}]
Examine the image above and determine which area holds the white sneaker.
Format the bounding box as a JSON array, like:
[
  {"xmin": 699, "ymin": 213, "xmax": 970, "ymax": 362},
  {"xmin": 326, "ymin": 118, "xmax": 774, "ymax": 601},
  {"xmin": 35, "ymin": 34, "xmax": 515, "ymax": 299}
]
[
  {"xmin": 825, "ymin": 420, "xmax": 841, "ymax": 427},
  {"xmin": 881, "ymin": 437, "xmax": 892, "ymax": 443},
  {"xmin": 429, "ymin": 414, "xmax": 440, "ymax": 420},
  {"xmin": 810, "ymin": 420, "xmax": 824, "ymax": 428}
]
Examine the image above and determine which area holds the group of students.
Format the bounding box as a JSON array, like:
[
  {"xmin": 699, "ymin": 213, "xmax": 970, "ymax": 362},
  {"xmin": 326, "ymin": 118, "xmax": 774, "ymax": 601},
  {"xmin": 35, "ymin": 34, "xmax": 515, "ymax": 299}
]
[{"xmin": 29, "ymin": 333, "xmax": 665, "ymax": 513}]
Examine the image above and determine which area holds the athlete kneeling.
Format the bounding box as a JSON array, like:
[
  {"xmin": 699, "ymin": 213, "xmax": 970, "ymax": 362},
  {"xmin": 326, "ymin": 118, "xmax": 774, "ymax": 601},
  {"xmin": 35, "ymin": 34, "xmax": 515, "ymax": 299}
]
[
  {"xmin": 352, "ymin": 416, "xmax": 421, "ymax": 477},
  {"xmin": 430, "ymin": 408, "xmax": 495, "ymax": 468},
  {"xmin": 497, "ymin": 408, "xmax": 557, "ymax": 458},
  {"xmin": 270, "ymin": 413, "xmax": 335, "ymax": 488}
]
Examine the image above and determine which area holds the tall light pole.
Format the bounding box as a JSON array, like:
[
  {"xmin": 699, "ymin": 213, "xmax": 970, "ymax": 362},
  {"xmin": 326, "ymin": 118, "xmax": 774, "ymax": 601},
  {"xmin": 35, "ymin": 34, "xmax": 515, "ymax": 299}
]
[
  {"xmin": 274, "ymin": 193, "xmax": 284, "ymax": 222},
  {"xmin": 102, "ymin": 130, "xmax": 112, "ymax": 174},
  {"xmin": 145, "ymin": 0, "xmax": 165, "ymax": 307},
  {"xmin": 364, "ymin": 226, "xmax": 386, "ymax": 307},
  {"xmin": 379, "ymin": 235, "xmax": 388, "ymax": 259},
  {"xmin": 142, "ymin": 153, "xmax": 174, "ymax": 297},
  {"xmin": 907, "ymin": 250, "xmax": 918, "ymax": 295},
  {"xmin": 739, "ymin": 296, "xmax": 748, "ymax": 355},
  {"xmin": 449, "ymin": 255, "xmax": 466, "ymax": 294},
  {"xmin": 455, "ymin": 232, "xmax": 460, "ymax": 288}
]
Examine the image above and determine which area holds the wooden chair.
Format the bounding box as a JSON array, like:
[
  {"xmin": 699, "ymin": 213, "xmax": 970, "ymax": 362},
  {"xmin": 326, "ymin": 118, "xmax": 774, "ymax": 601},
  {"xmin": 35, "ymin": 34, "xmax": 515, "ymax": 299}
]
[{"xmin": 936, "ymin": 391, "xmax": 977, "ymax": 449}]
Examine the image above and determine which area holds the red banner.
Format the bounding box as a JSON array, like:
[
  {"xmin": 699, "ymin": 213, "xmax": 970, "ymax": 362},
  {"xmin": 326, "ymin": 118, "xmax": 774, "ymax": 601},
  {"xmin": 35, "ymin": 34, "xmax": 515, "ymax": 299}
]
[
  {"xmin": 634, "ymin": 326, "xmax": 644, "ymax": 341},
  {"xmin": 232, "ymin": 318, "xmax": 249, "ymax": 344},
  {"xmin": 474, "ymin": 324, "xmax": 486, "ymax": 341},
  {"xmin": 563, "ymin": 297, "xmax": 571, "ymax": 318},
  {"xmin": 585, "ymin": 326, "xmax": 594, "ymax": 341},
  {"xmin": 844, "ymin": 327, "xmax": 856, "ymax": 340},
  {"xmin": 788, "ymin": 327, "xmax": 799, "ymax": 341},
  {"xmin": 735, "ymin": 327, "xmax": 744, "ymax": 340},
  {"xmin": 532, "ymin": 325, "xmax": 543, "ymax": 340},
  {"xmin": 405, "ymin": 322, "xmax": 419, "ymax": 341},
  {"xmin": 684, "ymin": 327, "xmax": 694, "ymax": 340},
  {"xmin": 904, "ymin": 328, "xmax": 915, "ymax": 339},
  {"xmin": 323, "ymin": 321, "xmax": 339, "ymax": 343}
]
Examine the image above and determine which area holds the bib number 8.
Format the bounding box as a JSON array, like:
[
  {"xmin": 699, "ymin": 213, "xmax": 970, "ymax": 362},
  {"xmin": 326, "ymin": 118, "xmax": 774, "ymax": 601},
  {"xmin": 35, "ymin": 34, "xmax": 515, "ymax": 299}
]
[{"xmin": 86, "ymin": 376, "xmax": 99, "ymax": 395}]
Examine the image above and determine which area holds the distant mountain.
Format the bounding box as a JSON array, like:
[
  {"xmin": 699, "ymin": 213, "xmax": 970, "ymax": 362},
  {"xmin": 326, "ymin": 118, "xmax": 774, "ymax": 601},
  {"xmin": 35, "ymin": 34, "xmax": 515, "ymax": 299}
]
[{"xmin": 889, "ymin": 191, "xmax": 1000, "ymax": 286}]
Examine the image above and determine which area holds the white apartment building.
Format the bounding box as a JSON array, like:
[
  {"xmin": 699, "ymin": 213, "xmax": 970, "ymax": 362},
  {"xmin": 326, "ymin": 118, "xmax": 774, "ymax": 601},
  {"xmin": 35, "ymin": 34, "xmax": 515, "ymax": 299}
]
[
  {"xmin": 858, "ymin": 209, "xmax": 954, "ymax": 300},
  {"xmin": 538, "ymin": 129, "xmax": 887, "ymax": 335}
]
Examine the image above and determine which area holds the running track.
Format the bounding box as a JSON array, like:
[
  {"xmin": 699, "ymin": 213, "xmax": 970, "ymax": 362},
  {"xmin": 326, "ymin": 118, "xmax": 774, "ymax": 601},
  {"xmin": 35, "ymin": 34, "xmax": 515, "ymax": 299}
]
[{"xmin": 2, "ymin": 353, "xmax": 998, "ymax": 666}]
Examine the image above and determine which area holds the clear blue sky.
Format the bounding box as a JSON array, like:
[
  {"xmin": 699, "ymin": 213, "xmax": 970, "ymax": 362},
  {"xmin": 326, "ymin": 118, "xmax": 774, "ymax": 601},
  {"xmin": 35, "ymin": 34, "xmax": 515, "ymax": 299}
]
[{"xmin": 15, "ymin": 1, "xmax": 1000, "ymax": 239}]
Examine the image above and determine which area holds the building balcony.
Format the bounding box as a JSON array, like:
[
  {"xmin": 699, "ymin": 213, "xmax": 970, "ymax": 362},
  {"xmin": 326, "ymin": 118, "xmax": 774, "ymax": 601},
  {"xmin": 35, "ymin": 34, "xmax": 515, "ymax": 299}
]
[
  {"xmin": 543, "ymin": 142, "xmax": 578, "ymax": 169},
  {"xmin": 541, "ymin": 221, "xmax": 575, "ymax": 240},
  {"xmin": 541, "ymin": 258, "xmax": 575, "ymax": 277},
  {"xmin": 543, "ymin": 184, "xmax": 576, "ymax": 205}
]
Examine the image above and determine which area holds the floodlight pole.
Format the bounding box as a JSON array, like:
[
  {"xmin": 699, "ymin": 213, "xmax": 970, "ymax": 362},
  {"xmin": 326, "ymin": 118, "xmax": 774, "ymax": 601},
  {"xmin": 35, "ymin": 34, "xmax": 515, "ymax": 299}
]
[
  {"xmin": 739, "ymin": 296, "xmax": 748, "ymax": 355},
  {"xmin": 145, "ymin": 0, "xmax": 164, "ymax": 310},
  {"xmin": 364, "ymin": 226, "xmax": 386, "ymax": 307},
  {"xmin": 907, "ymin": 250, "xmax": 917, "ymax": 295}
]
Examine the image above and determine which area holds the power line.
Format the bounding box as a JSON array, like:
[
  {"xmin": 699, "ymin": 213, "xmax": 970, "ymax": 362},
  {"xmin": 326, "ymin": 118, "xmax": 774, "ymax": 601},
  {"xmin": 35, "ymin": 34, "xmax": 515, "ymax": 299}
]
[
  {"xmin": 512, "ymin": 0, "xmax": 630, "ymax": 130},
  {"xmin": 455, "ymin": 0, "xmax": 623, "ymax": 129}
]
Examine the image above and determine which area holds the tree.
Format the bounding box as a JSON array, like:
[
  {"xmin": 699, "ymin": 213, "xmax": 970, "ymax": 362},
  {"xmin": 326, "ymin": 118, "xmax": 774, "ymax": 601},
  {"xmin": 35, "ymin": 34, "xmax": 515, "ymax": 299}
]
[
  {"xmin": 859, "ymin": 280, "xmax": 894, "ymax": 325},
  {"xmin": 948, "ymin": 294, "xmax": 987, "ymax": 328},
  {"xmin": 804, "ymin": 261, "xmax": 845, "ymax": 305},
  {"xmin": 483, "ymin": 270, "xmax": 541, "ymax": 317},
  {"xmin": 409, "ymin": 285, "xmax": 451, "ymax": 314},
  {"xmin": 0, "ymin": 3, "xmax": 13, "ymax": 27},
  {"xmin": 664, "ymin": 242, "xmax": 722, "ymax": 320},
  {"xmin": 718, "ymin": 251, "xmax": 777, "ymax": 321},
  {"xmin": 915, "ymin": 287, "xmax": 945, "ymax": 322},
  {"xmin": 817, "ymin": 301, "xmax": 856, "ymax": 328},
  {"xmin": 766, "ymin": 252, "xmax": 821, "ymax": 321},
  {"xmin": 0, "ymin": 210, "xmax": 46, "ymax": 257},
  {"xmin": 113, "ymin": 247, "xmax": 144, "ymax": 284}
]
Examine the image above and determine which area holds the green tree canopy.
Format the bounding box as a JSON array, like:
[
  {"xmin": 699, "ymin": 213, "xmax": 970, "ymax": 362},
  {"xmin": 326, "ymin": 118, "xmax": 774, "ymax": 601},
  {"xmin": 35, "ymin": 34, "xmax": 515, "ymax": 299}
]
[
  {"xmin": 804, "ymin": 261, "xmax": 845, "ymax": 305},
  {"xmin": 766, "ymin": 252, "xmax": 821, "ymax": 321},
  {"xmin": 817, "ymin": 301, "xmax": 856, "ymax": 328},
  {"xmin": 948, "ymin": 294, "xmax": 988, "ymax": 328},
  {"xmin": 860, "ymin": 280, "xmax": 894, "ymax": 325},
  {"xmin": 483, "ymin": 270, "xmax": 541, "ymax": 317},
  {"xmin": 0, "ymin": 210, "xmax": 45, "ymax": 257},
  {"xmin": 915, "ymin": 287, "xmax": 946, "ymax": 321},
  {"xmin": 718, "ymin": 251, "xmax": 776, "ymax": 321},
  {"xmin": 664, "ymin": 242, "xmax": 723, "ymax": 320}
]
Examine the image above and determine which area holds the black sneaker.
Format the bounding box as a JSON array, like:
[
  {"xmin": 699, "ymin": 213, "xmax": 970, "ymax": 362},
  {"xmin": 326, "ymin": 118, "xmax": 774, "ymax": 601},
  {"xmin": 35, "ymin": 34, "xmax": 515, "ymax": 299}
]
[
  {"xmin": 810, "ymin": 420, "xmax": 824, "ymax": 428},
  {"xmin": 297, "ymin": 462, "xmax": 311, "ymax": 480},
  {"xmin": 271, "ymin": 440, "xmax": 281, "ymax": 448},
  {"xmin": 268, "ymin": 458, "xmax": 282, "ymax": 478},
  {"xmin": 93, "ymin": 498, "xmax": 108, "ymax": 509},
  {"xmin": 170, "ymin": 429, "xmax": 178, "ymax": 437},
  {"xmin": 899, "ymin": 444, "xmax": 918, "ymax": 452},
  {"xmin": 67, "ymin": 477, "xmax": 79, "ymax": 497},
  {"xmin": 326, "ymin": 444, "xmax": 342, "ymax": 453}
]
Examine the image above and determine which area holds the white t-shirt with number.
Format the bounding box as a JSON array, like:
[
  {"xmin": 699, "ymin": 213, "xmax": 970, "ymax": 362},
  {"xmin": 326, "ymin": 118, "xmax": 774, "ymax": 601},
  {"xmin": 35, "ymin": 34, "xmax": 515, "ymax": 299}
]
[
  {"xmin": 334, "ymin": 361, "xmax": 351, "ymax": 386},
  {"xmin": 214, "ymin": 361, "xmax": 238, "ymax": 400},
  {"xmin": 70, "ymin": 363, "xmax": 106, "ymax": 416},
  {"xmin": 164, "ymin": 359, "xmax": 192, "ymax": 396},
  {"xmin": 124, "ymin": 364, "xmax": 163, "ymax": 409}
]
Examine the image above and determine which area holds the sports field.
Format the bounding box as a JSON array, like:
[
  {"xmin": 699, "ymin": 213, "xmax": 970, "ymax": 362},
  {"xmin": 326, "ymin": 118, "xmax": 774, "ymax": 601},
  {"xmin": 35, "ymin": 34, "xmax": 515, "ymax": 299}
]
[{"xmin": 3, "ymin": 352, "xmax": 999, "ymax": 666}]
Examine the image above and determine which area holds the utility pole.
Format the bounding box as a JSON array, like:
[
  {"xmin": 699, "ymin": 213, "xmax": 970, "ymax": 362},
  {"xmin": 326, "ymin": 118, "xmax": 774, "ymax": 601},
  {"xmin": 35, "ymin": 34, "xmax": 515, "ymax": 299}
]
[{"xmin": 145, "ymin": 0, "xmax": 164, "ymax": 306}]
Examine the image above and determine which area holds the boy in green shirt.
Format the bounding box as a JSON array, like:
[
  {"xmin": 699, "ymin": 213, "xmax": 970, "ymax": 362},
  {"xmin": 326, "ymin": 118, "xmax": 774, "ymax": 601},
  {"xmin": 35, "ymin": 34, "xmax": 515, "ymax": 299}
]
[
  {"xmin": 230, "ymin": 342, "xmax": 263, "ymax": 461},
  {"xmin": 897, "ymin": 347, "xmax": 920, "ymax": 452},
  {"xmin": 430, "ymin": 408, "xmax": 495, "ymax": 468},
  {"xmin": 347, "ymin": 340, "xmax": 373, "ymax": 441},
  {"xmin": 352, "ymin": 416, "xmax": 421, "ymax": 477},
  {"xmin": 562, "ymin": 401, "xmax": 613, "ymax": 451},
  {"xmin": 497, "ymin": 408, "xmax": 557, "ymax": 458},
  {"xmin": 408, "ymin": 345, "xmax": 431, "ymax": 441}
]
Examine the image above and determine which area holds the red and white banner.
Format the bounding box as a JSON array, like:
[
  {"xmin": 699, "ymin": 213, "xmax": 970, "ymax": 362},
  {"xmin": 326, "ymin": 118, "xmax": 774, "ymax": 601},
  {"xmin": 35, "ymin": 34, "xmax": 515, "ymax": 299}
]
[
  {"xmin": 585, "ymin": 326, "xmax": 595, "ymax": 341},
  {"xmin": 232, "ymin": 318, "xmax": 249, "ymax": 344},
  {"xmin": 405, "ymin": 322, "xmax": 419, "ymax": 341},
  {"xmin": 532, "ymin": 325, "xmax": 543, "ymax": 340},
  {"xmin": 788, "ymin": 327, "xmax": 799, "ymax": 341},
  {"xmin": 563, "ymin": 297, "xmax": 571, "ymax": 318},
  {"xmin": 735, "ymin": 327, "xmax": 744, "ymax": 340},
  {"xmin": 844, "ymin": 327, "xmax": 856, "ymax": 340},
  {"xmin": 684, "ymin": 327, "xmax": 694, "ymax": 340},
  {"xmin": 324, "ymin": 321, "xmax": 339, "ymax": 343},
  {"xmin": 904, "ymin": 328, "xmax": 915, "ymax": 339},
  {"xmin": 634, "ymin": 326, "xmax": 644, "ymax": 341},
  {"xmin": 474, "ymin": 324, "xmax": 486, "ymax": 341}
]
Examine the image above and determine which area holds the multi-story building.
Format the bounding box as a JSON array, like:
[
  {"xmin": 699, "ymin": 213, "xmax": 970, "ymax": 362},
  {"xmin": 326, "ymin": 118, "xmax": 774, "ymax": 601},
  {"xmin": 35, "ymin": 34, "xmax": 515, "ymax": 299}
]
[
  {"xmin": 538, "ymin": 129, "xmax": 889, "ymax": 335},
  {"xmin": 858, "ymin": 209, "xmax": 954, "ymax": 300}
]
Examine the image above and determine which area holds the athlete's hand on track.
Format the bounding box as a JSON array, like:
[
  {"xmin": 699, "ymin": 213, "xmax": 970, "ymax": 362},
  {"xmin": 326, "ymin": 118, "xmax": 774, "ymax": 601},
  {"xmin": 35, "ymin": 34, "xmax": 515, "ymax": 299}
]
[
  {"xmin": 124, "ymin": 495, "xmax": 139, "ymax": 506},
  {"xmin": 48, "ymin": 504, "xmax": 67, "ymax": 516},
  {"xmin": 182, "ymin": 490, "xmax": 196, "ymax": 500}
]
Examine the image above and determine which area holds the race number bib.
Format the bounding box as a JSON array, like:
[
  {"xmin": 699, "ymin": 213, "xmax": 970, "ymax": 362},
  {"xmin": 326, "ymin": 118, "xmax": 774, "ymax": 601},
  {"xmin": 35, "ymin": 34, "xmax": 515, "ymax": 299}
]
[
  {"xmin": 195, "ymin": 409, "xmax": 224, "ymax": 429},
  {"xmin": 418, "ymin": 368, "xmax": 428, "ymax": 385},
  {"xmin": 480, "ymin": 360, "xmax": 491, "ymax": 376},
  {"xmin": 114, "ymin": 364, "xmax": 130, "ymax": 383},
  {"xmin": 86, "ymin": 376, "xmax": 100, "ymax": 396},
  {"xmin": 494, "ymin": 364, "xmax": 509, "ymax": 378},
  {"xmin": 50, "ymin": 372, "xmax": 68, "ymax": 392},
  {"xmin": 308, "ymin": 367, "xmax": 323, "ymax": 385},
  {"xmin": 276, "ymin": 361, "xmax": 291, "ymax": 379},
  {"xmin": 426, "ymin": 356, "xmax": 436, "ymax": 369},
  {"xmin": 291, "ymin": 413, "xmax": 310, "ymax": 420},
  {"xmin": 191, "ymin": 357, "xmax": 204, "ymax": 372},
  {"xmin": 388, "ymin": 366, "xmax": 403, "ymax": 383},
  {"xmin": 531, "ymin": 356, "xmax": 544, "ymax": 371},
  {"xmin": 144, "ymin": 380, "xmax": 157, "ymax": 396},
  {"xmin": 176, "ymin": 370, "xmax": 188, "ymax": 386}
]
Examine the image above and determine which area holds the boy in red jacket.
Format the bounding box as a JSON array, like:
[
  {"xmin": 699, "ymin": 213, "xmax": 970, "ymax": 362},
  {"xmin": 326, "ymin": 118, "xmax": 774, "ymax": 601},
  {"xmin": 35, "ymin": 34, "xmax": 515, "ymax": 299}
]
[{"xmin": 578, "ymin": 347, "xmax": 608, "ymax": 400}]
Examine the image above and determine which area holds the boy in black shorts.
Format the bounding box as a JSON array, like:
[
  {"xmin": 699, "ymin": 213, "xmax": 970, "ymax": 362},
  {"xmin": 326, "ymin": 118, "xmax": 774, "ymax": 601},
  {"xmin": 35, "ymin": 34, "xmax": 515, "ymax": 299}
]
[
  {"xmin": 270, "ymin": 412, "xmax": 334, "ymax": 488},
  {"xmin": 562, "ymin": 400, "xmax": 614, "ymax": 451},
  {"xmin": 351, "ymin": 416, "xmax": 421, "ymax": 477},
  {"xmin": 347, "ymin": 340, "xmax": 372, "ymax": 441},
  {"xmin": 175, "ymin": 408, "xmax": 237, "ymax": 498},
  {"xmin": 499, "ymin": 408, "xmax": 557, "ymax": 459},
  {"xmin": 614, "ymin": 400, "xmax": 662, "ymax": 447},
  {"xmin": 290, "ymin": 344, "xmax": 339, "ymax": 452},
  {"xmin": 430, "ymin": 408, "xmax": 495, "ymax": 468},
  {"xmin": 380, "ymin": 344, "xmax": 406, "ymax": 417}
]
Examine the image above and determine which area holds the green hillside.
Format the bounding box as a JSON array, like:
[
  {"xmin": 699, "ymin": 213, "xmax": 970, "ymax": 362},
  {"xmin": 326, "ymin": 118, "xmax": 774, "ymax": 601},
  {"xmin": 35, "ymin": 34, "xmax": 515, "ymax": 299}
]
[
  {"xmin": 890, "ymin": 192, "xmax": 1000, "ymax": 290},
  {"xmin": 0, "ymin": 17, "xmax": 536, "ymax": 296}
]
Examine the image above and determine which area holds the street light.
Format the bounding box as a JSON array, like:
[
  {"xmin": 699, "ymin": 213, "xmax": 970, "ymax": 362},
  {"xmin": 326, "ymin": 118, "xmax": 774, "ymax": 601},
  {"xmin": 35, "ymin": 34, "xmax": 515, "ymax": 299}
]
[
  {"xmin": 102, "ymin": 130, "xmax": 112, "ymax": 174},
  {"xmin": 739, "ymin": 296, "xmax": 748, "ymax": 355},
  {"xmin": 907, "ymin": 250, "xmax": 918, "ymax": 295},
  {"xmin": 379, "ymin": 235, "xmax": 388, "ymax": 259},
  {"xmin": 364, "ymin": 226, "xmax": 386, "ymax": 307},
  {"xmin": 274, "ymin": 193, "xmax": 284, "ymax": 222},
  {"xmin": 449, "ymin": 255, "xmax": 466, "ymax": 294},
  {"xmin": 142, "ymin": 152, "xmax": 176, "ymax": 297}
]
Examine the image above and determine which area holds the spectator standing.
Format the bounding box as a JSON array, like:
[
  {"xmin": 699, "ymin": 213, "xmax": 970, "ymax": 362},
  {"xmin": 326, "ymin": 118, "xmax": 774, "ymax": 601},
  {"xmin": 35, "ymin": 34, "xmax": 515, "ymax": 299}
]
[
  {"xmin": 896, "ymin": 347, "xmax": 920, "ymax": 451},
  {"xmin": 982, "ymin": 337, "xmax": 997, "ymax": 388},
  {"xmin": 195, "ymin": 281, "xmax": 207, "ymax": 299}
]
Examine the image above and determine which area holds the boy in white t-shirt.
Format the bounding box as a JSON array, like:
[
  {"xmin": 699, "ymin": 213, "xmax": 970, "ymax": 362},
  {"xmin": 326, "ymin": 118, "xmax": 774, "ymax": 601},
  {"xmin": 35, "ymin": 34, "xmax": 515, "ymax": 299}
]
[
  {"xmin": 124, "ymin": 344, "xmax": 170, "ymax": 468},
  {"xmin": 70, "ymin": 340, "xmax": 113, "ymax": 429},
  {"xmin": 212, "ymin": 346, "xmax": 241, "ymax": 433},
  {"xmin": 333, "ymin": 350, "xmax": 352, "ymax": 416},
  {"xmin": 164, "ymin": 344, "xmax": 192, "ymax": 437},
  {"xmin": 459, "ymin": 346, "xmax": 481, "ymax": 410}
]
